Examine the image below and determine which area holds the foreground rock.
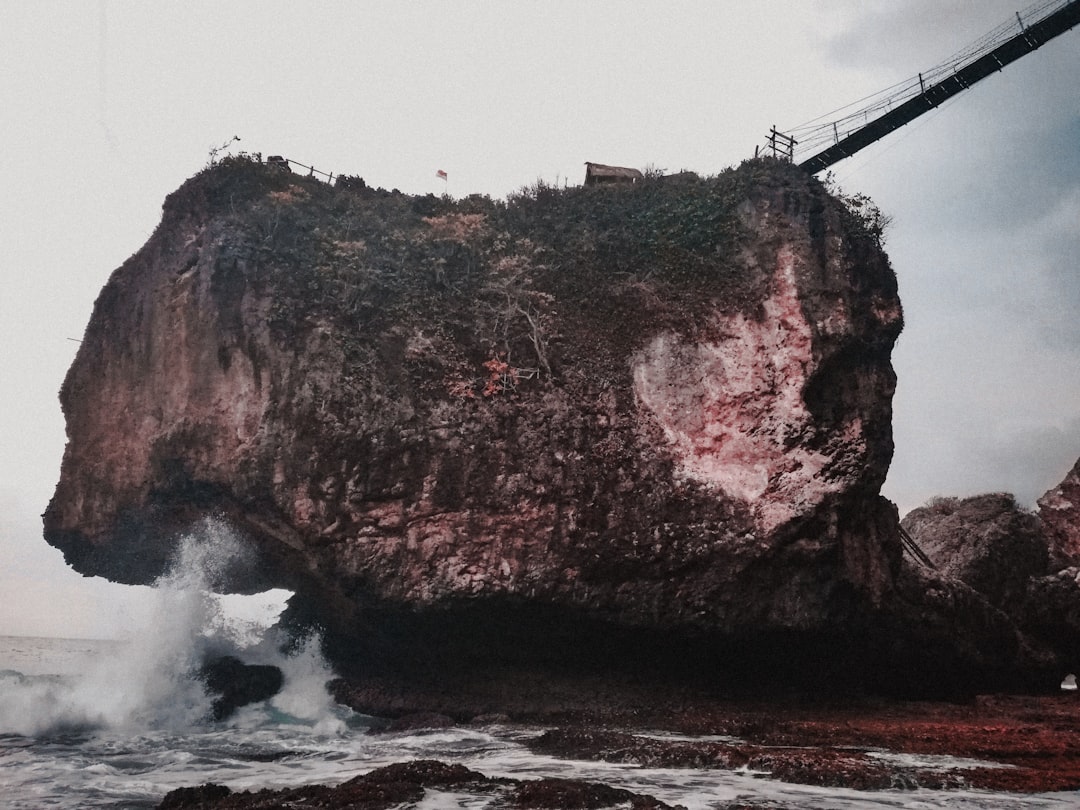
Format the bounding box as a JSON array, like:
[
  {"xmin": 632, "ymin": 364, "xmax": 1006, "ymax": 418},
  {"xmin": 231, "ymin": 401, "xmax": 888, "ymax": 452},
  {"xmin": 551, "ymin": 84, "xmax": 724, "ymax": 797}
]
[
  {"xmin": 158, "ymin": 696, "xmax": 1080, "ymax": 805},
  {"xmin": 158, "ymin": 760, "xmax": 674, "ymax": 810},
  {"xmin": 44, "ymin": 155, "xmax": 1069, "ymax": 700}
]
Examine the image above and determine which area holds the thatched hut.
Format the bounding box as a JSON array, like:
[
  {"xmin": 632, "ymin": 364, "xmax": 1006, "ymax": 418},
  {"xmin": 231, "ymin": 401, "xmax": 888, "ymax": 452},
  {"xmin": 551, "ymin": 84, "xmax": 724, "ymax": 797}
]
[{"xmin": 584, "ymin": 162, "xmax": 643, "ymax": 186}]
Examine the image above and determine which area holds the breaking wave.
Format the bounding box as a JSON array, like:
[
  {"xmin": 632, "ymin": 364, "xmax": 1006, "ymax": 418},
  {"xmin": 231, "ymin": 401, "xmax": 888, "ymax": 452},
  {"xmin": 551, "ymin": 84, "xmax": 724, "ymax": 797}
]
[{"xmin": 0, "ymin": 518, "xmax": 339, "ymax": 737}]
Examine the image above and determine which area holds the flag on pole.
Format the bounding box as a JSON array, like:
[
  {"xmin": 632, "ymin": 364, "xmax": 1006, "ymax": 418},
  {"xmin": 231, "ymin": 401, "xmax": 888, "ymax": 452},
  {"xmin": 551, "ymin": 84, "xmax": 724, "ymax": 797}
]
[{"xmin": 436, "ymin": 170, "xmax": 448, "ymax": 181}]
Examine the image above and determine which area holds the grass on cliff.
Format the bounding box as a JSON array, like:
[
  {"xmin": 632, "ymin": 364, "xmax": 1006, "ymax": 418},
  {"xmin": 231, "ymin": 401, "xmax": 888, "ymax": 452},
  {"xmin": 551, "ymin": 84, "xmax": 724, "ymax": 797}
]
[{"xmin": 167, "ymin": 154, "xmax": 886, "ymax": 397}]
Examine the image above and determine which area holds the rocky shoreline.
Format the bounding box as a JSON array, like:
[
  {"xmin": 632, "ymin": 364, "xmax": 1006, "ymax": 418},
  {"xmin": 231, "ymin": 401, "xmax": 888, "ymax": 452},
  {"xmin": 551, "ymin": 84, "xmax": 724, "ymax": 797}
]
[
  {"xmin": 159, "ymin": 693, "xmax": 1080, "ymax": 807},
  {"xmin": 522, "ymin": 694, "xmax": 1080, "ymax": 793}
]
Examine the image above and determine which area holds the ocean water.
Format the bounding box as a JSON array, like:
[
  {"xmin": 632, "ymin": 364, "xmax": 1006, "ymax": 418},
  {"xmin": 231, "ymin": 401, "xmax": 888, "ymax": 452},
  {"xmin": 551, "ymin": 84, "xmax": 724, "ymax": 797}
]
[{"xmin": 1, "ymin": 522, "xmax": 1077, "ymax": 809}]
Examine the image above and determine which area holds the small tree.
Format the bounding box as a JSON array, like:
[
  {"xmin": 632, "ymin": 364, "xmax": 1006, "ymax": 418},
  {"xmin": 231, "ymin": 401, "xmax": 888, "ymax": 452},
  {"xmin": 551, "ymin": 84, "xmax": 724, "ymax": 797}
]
[{"xmin": 206, "ymin": 135, "xmax": 241, "ymax": 167}]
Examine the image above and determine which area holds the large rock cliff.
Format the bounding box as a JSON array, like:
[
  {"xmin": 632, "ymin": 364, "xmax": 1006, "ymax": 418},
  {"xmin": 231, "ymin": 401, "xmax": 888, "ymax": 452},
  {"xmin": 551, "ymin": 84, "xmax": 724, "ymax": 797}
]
[{"xmin": 44, "ymin": 157, "xmax": 1066, "ymax": 703}]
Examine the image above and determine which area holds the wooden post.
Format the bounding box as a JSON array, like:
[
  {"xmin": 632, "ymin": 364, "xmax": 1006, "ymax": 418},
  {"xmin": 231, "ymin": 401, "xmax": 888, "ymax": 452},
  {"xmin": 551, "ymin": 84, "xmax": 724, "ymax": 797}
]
[{"xmin": 765, "ymin": 127, "xmax": 797, "ymax": 160}]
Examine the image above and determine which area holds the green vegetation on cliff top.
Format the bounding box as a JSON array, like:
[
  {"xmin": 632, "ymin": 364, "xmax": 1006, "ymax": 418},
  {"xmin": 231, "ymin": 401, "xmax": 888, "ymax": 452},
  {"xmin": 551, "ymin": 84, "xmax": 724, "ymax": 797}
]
[{"xmin": 161, "ymin": 155, "xmax": 887, "ymax": 395}]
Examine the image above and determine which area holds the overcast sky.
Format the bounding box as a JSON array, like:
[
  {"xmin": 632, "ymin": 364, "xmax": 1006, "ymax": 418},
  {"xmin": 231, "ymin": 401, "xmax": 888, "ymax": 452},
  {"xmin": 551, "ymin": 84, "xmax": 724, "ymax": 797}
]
[{"xmin": 2, "ymin": 1, "xmax": 1078, "ymax": 639}]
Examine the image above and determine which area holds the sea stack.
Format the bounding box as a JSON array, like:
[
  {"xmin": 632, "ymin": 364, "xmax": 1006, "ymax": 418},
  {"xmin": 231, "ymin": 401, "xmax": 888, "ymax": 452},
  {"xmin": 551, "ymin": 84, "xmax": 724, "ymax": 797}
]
[{"xmin": 45, "ymin": 156, "xmax": 1070, "ymax": 709}]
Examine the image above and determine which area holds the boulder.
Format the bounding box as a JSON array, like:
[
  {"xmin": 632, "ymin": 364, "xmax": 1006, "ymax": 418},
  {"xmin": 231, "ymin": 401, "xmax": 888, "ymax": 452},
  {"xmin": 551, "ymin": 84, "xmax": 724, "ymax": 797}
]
[
  {"xmin": 198, "ymin": 656, "xmax": 283, "ymax": 721},
  {"xmin": 900, "ymin": 493, "xmax": 1048, "ymax": 611}
]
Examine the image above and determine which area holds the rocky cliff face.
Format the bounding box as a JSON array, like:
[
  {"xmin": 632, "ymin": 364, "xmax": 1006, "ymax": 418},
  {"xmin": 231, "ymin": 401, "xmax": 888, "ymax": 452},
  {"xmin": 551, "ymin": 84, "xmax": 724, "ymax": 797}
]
[
  {"xmin": 49, "ymin": 156, "xmax": 1041, "ymax": 702},
  {"xmin": 1039, "ymin": 458, "xmax": 1080, "ymax": 568},
  {"xmin": 901, "ymin": 494, "xmax": 1048, "ymax": 612},
  {"xmin": 899, "ymin": 483, "xmax": 1080, "ymax": 692}
]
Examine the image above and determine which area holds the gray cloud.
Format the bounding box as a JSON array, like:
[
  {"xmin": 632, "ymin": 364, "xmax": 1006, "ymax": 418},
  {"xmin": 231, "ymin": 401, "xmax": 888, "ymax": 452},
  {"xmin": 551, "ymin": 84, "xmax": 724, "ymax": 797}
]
[
  {"xmin": 817, "ymin": 4, "xmax": 1080, "ymax": 513},
  {"xmin": 822, "ymin": 0, "xmax": 1041, "ymax": 74}
]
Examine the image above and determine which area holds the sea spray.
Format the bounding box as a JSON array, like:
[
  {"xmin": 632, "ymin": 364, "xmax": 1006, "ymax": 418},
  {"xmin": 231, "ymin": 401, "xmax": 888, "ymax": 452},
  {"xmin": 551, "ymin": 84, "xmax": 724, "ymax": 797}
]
[
  {"xmin": 225, "ymin": 632, "xmax": 349, "ymax": 735},
  {"xmin": 0, "ymin": 518, "xmax": 342, "ymax": 737},
  {"xmin": 276, "ymin": 635, "xmax": 347, "ymax": 734}
]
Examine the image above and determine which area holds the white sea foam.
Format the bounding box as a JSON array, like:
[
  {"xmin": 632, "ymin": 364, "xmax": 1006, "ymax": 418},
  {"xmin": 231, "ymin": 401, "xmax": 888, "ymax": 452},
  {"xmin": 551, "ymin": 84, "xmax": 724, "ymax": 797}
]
[
  {"xmin": 267, "ymin": 634, "xmax": 345, "ymax": 734},
  {"xmin": 0, "ymin": 700, "xmax": 1073, "ymax": 809},
  {"xmin": 0, "ymin": 518, "xmax": 337, "ymax": 737}
]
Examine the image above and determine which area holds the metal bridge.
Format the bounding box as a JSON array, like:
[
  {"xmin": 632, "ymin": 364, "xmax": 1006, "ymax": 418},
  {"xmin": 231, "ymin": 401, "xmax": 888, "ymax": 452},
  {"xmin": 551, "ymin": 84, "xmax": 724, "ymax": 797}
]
[{"xmin": 763, "ymin": 0, "xmax": 1080, "ymax": 174}]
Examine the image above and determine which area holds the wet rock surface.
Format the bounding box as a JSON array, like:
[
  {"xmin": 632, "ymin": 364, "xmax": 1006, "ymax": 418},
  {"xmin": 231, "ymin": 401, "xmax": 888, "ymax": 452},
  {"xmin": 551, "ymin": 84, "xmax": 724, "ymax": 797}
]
[
  {"xmin": 157, "ymin": 759, "xmax": 675, "ymax": 810},
  {"xmin": 158, "ymin": 695, "xmax": 1080, "ymax": 806},
  {"xmin": 524, "ymin": 696, "xmax": 1080, "ymax": 793}
]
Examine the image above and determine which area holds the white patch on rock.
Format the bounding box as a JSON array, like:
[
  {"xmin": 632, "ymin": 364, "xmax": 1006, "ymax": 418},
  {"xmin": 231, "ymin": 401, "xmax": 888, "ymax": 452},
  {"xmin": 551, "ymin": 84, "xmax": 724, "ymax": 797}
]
[{"xmin": 632, "ymin": 246, "xmax": 862, "ymax": 533}]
